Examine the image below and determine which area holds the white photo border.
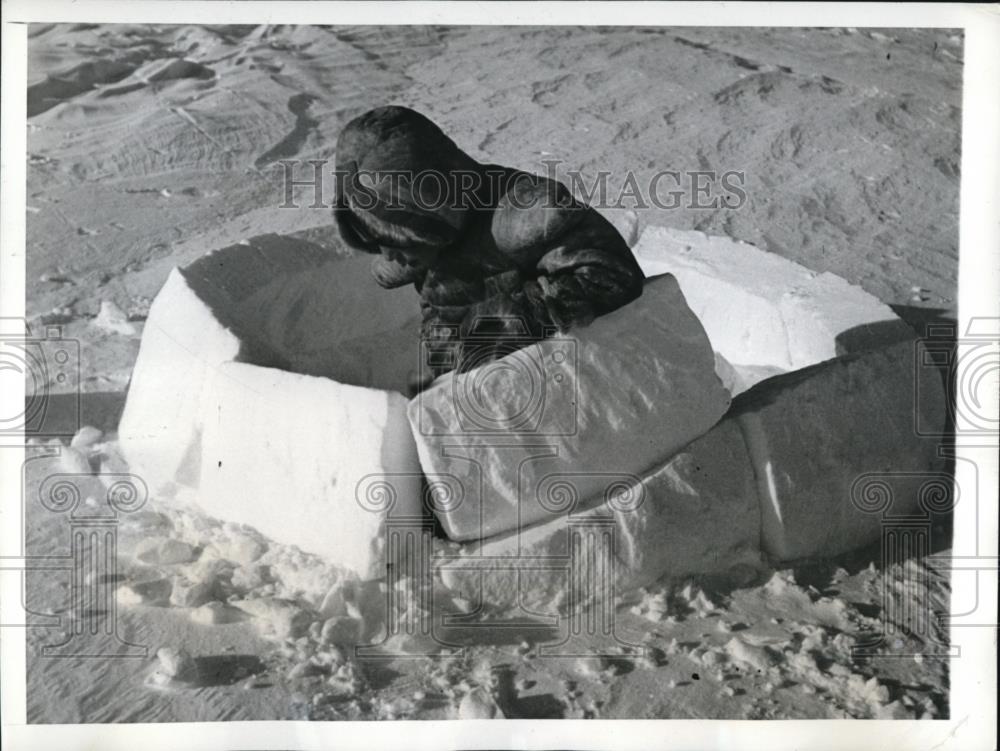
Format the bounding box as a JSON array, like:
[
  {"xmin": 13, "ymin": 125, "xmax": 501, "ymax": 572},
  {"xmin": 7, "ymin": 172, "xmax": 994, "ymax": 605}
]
[{"xmin": 2, "ymin": 3, "xmax": 997, "ymax": 750}]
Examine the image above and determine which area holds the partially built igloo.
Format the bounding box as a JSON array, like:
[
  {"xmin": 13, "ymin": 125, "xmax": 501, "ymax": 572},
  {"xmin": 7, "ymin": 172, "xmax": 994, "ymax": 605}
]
[
  {"xmin": 119, "ymin": 231, "xmax": 732, "ymax": 578},
  {"xmin": 118, "ymin": 226, "xmax": 944, "ymax": 591}
]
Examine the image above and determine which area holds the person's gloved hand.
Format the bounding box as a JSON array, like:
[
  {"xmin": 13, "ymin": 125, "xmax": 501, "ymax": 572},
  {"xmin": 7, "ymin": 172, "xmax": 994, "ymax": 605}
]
[
  {"xmin": 371, "ymin": 255, "xmax": 426, "ymax": 289},
  {"xmin": 452, "ymin": 279, "xmax": 550, "ymax": 374}
]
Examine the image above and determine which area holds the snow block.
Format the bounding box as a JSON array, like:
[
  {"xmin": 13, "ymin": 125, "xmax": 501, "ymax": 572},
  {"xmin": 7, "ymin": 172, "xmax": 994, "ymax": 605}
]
[
  {"xmin": 117, "ymin": 235, "xmax": 425, "ymax": 577},
  {"xmin": 200, "ymin": 362, "xmax": 421, "ymax": 579},
  {"xmin": 733, "ymin": 339, "xmax": 948, "ymax": 561},
  {"xmin": 178, "ymin": 234, "xmax": 422, "ymax": 393},
  {"xmin": 632, "ymin": 227, "xmax": 914, "ymax": 392},
  {"xmin": 436, "ymin": 418, "xmax": 761, "ymax": 614},
  {"xmin": 117, "ymin": 269, "xmax": 242, "ymax": 492},
  {"xmin": 408, "ymin": 273, "xmax": 731, "ymax": 541}
]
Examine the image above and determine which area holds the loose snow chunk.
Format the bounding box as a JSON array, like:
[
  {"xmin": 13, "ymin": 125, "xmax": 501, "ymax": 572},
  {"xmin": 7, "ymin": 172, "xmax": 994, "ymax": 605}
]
[
  {"xmin": 134, "ymin": 537, "xmax": 199, "ymax": 566},
  {"xmin": 458, "ymin": 688, "xmax": 504, "ymax": 719},
  {"xmin": 190, "ymin": 601, "xmax": 239, "ymax": 625},
  {"xmin": 410, "ymin": 274, "xmax": 731, "ymax": 541},
  {"xmin": 734, "ymin": 339, "xmax": 948, "ymax": 561},
  {"xmin": 232, "ymin": 597, "xmax": 314, "ymax": 640},
  {"xmin": 170, "ymin": 574, "xmax": 219, "ymax": 608},
  {"xmin": 199, "ymin": 362, "xmax": 421, "ymax": 579},
  {"xmin": 725, "ymin": 637, "xmax": 777, "ymax": 674},
  {"xmin": 207, "ymin": 532, "xmax": 266, "ymax": 566},
  {"xmin": 633, "ymin": 227, "xmax": 913, "ymax": 391},
  {"xmin": 94, "ymin": 300, "xmax": 137, "ymax": 336},
  {"xmin": 59, "ymin": 446, "xmax": 94, "ymax": 475},
  {"xmin": 320, "ymin": 616, "xmax": 362, "ymax": 646},
  {"xmin": 70, "ymin": 425, "xmax": 103, "ymax": 450},
  {"xmin": 437, "ymin": 418, "xmax": 761, "ymax": 615},
  {"xmin": 117, "ymin": 577, "xmax": 172, "ymax": 606},
  {"xmin": 155, "ymin": 647, "xmax": 199, "ymax": 683}
]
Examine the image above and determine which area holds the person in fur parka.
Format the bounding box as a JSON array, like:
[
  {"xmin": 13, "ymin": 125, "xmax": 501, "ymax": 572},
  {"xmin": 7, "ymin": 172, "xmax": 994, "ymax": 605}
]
[{"xmin": 334, "ymin": 106, "xmax": 644, "ymax": 388}]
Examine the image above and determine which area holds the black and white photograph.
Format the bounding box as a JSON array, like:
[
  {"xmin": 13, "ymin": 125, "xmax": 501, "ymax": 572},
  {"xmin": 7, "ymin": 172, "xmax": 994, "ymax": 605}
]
[{"xmin": 1, "ymin": 2, "xmax": 997, "ymax": 748}]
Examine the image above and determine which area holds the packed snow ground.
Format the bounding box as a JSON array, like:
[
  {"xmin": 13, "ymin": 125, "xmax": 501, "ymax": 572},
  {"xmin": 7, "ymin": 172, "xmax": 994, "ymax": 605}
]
[{"xmin": 25, "ymin": 429, "xmax": 951, "ymax": 721}]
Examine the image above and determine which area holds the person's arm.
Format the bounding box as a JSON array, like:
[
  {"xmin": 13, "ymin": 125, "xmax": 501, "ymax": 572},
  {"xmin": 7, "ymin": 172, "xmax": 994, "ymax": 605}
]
[
  {"xmin": 489, "ymin": 175, "xmax": 645, "ymax": 333},
  {"xmin": 440, "ymin": 176, "xmax": 643, "ymax": 374},
  {"xmin": 370, "ymin": 255, "xmax": 426, "ymax": 289}
]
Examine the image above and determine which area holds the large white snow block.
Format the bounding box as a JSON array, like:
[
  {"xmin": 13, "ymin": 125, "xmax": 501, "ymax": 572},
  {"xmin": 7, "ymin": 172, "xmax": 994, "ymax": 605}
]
[
  {"xmin": 118, "ymin": 269, "xmax": 242, "ymax": 492},
  {"xmin": 409, "ymin": 274, "xmax": 731, "ymax": 541},
  {"xmin": 734, "ymin": 339, "xmax": 948, "ymax": 561},
  {"xmin": 180, "ymin": 234, "xmax": 423, "ymax": 393},
  {"xmin": 633, "ymin": 227, "xmax": 914, "ymax": 392},
  {"xmin": 120, "ymin": 236, "xmax": 422, "ymax": 493},
  {"xmin": 117, "ymin": 235, "xmax": 425, "ymax": 577},
  {"xmin": 437, "ymin": 418, "xmax": 761, "ymax": 614},
  {"xmin": 199, "ymin": 362, "xmax": 421, "ymax": 579}
]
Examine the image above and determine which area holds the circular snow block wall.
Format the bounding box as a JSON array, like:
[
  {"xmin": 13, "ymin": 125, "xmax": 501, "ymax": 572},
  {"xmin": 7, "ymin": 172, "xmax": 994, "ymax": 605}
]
[
  {"xmin": 180, "ymin": 233, "xmax": 424, "ymax": 393},
  {"xmin": 119, "ymin": 224, "xmax": 942, "ymax": 593},
  {"xmin": 416, "ymin": 224, "xmax": 947, "ymax": 618},
  {"xmin": 118, "ymin": 234, "xmax": 424, "ymax": 579},
  {"xmin": 632, "ymin": 226, "xmax": 918, "ymax": 393}
]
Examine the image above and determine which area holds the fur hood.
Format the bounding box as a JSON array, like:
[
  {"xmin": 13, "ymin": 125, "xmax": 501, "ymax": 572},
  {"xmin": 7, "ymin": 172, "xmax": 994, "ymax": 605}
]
[{"xmin": 334, "ymin": 106, "xmax": 482, "ymax": 252}]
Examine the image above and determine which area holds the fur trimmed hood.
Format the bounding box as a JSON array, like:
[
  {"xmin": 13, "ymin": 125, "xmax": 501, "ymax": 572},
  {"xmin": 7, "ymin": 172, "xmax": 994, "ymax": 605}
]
[{"xmin": 334, "ymin": 106, "xmax": 481, "ymax": 252}]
